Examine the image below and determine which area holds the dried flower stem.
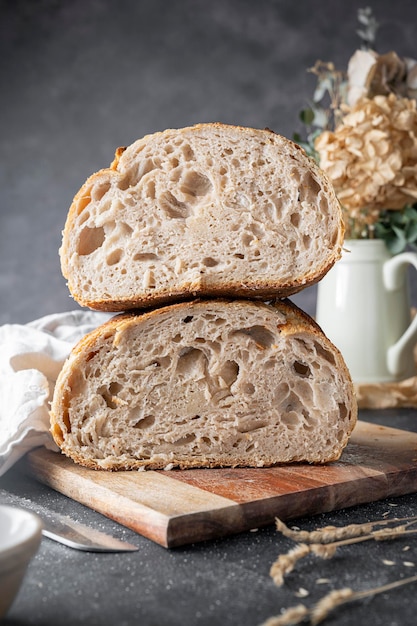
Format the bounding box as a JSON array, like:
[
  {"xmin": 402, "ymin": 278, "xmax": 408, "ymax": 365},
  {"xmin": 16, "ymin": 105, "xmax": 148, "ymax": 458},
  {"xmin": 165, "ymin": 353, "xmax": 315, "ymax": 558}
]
[
  {"xmin": 275, "ymin": 516, "xmax": 417, "ymax": 544},
  {"xmin": 310, "ymin": 525, "xmax": 417, "ymax": 555},
  {"xmin": 271, "ymin": 516, "xmax": 417, "ymax": 586},
  {"xmin": 260, "ymin": 604, "xmax": 309, "ymax": 626},
  {"xmin": 259, "ymin": 576, "xmax": 417, "ymax": 626},
  {"xmin": 270, "ymin": 544, "xmax": 310, "ymax": 586}
]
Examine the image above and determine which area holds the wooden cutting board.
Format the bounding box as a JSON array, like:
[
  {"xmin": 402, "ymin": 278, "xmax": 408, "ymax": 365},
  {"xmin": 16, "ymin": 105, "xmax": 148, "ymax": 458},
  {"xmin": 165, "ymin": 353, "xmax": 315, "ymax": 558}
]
[{"xmin": 26, "ymin": 420, "xmax": 417, "ymax": 548}]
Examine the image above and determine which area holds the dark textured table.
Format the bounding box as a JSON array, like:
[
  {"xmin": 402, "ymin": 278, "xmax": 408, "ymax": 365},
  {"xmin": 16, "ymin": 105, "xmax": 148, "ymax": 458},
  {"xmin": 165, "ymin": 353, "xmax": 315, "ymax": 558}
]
[{"xmin": 2, "ymin": 2, "xmax": 417, "ymax": 624}]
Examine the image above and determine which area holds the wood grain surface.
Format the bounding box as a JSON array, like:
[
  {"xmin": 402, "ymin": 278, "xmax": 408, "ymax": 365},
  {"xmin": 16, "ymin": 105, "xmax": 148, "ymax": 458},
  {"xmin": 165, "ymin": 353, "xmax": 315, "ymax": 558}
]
[{"xmin": 26, "ymin": 420, "xmax": 417, "ymax": 548}]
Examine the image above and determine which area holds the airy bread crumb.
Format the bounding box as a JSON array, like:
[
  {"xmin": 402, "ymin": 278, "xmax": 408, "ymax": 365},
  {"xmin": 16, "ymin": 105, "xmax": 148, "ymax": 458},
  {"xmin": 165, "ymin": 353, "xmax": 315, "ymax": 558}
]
[
  {"xmin": 60, "ymin": 123, "xmax": 344, "ymax": 311},
  {"xmin": 50, "ymin": 299, "xmax": 357, "ymax": 470}
]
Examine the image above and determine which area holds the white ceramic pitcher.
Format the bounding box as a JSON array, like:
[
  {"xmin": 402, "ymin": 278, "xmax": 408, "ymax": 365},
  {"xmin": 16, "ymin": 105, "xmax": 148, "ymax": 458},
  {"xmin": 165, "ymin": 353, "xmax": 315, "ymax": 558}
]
[{"xmin": 316, "ymin": 239, "xmax": 417, "ymax": 384}]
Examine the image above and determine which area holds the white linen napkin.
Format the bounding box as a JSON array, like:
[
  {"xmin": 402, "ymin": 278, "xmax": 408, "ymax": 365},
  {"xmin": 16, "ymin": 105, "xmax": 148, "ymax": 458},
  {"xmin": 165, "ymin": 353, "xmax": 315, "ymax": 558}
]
[{"xmin": 0, "ymin": 310, "xmax": 112, "ymax": 476}]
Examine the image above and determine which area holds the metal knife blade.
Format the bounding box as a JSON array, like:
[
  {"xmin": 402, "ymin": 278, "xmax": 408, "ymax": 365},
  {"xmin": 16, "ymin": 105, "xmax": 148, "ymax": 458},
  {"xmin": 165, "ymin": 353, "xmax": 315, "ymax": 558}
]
[
  {"xmin": 3, "ymin": 494, "xmax": 138, "ymax": 552},
  {"xmin": 40, "ymin": 512, "xmax": 139, "ymax": 552}
]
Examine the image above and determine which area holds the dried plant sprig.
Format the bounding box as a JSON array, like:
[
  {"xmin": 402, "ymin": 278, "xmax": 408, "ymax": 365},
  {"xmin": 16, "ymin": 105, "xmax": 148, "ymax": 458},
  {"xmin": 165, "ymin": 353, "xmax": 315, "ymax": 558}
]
[
  {"xmin": 259, "ymin": 576, "xmax": 417, "ymax": 626},
  {"xmin": 271, "ymin": 516, "xmax": 417, "ymax": 586},
  {"xmin": 270, "ymin": 544, "xmax": 311, "ymax": 586},
  {"xmin": 310, "ymin": 587, "xmax": 354, "ymax": 625},
  {"xmin": 312, "ymin": 575, "xmax": 417, "ymax": 624},
  {"xmin": 275, "ymin": 516, "xmax": 417, "ymax": 544},
  {"xmin": 260, "ymin": 604, "xmax": 309, "ymax": 626}
]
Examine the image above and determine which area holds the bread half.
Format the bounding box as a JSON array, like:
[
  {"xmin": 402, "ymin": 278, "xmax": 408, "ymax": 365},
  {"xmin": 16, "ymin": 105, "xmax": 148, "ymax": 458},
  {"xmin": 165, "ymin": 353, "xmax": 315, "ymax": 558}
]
[
  {"xmin": 60, "ymin": 123, "xmax": 344, "ymax": 311},
  {"xmin": 50, "ymin": 299, "xmax": 357, "ymax": 470}
]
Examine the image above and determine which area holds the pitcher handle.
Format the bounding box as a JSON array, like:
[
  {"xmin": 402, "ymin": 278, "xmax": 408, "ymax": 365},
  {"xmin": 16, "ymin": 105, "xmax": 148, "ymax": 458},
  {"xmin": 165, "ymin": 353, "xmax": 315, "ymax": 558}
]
[{"xmin": 384, "ymin": 252, "xmax": 417, "ymax": 378}]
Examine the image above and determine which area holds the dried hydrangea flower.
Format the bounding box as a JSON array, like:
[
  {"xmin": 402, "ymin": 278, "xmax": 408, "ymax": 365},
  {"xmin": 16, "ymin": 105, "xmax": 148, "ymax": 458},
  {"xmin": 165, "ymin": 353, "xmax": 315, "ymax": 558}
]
[
  {"xmin": 347, "ymin": 50, "xmax": 411, "ymax": 106},
  {"xmin": 315, "ymin": 94, "xmax": 417, "ymax": 236}
]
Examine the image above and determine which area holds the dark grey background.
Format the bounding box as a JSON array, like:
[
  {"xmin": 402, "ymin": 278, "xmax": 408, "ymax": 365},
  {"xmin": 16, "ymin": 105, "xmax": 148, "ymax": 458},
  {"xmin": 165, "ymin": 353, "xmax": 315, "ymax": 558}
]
[{"xmin": 1, "ymin": 0, "xmax": 417, "ymax": 324}]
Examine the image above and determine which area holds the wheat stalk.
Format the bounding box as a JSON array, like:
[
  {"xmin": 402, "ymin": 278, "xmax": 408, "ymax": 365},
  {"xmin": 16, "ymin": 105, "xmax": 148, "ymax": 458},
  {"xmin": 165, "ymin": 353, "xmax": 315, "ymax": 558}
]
[
  {"xmin": 275, "ymin": 516, "xmax": 417, "ymax": 544},
  {"xmin": 271, "ymin": 515, "xmax": 417, "ymax": 586},
  {"xmin": 259, "ymin": 575, "xmax": 417, "ymax": 626},
  {"xmin": 270, "ymin": 544, "xmax": 311, "ymax": 586}
]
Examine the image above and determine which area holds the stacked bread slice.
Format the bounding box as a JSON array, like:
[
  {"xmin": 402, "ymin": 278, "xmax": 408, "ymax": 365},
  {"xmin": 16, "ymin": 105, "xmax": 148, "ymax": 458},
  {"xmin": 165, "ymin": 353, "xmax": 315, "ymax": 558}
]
[{"xmin": 50, "ymin": 123, "xmax": 357, "ymax": 470}]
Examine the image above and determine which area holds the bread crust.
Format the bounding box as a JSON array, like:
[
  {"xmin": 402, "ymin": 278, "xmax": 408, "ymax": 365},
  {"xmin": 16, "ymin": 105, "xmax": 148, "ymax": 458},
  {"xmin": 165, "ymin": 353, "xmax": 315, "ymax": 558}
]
[
  {"xmin": 60, "ymin": 123, "xmax": 344, "ymax": 311},
  {"xmin": 50, "ymin": 298, "xmax": 357, "ymax": 470}
]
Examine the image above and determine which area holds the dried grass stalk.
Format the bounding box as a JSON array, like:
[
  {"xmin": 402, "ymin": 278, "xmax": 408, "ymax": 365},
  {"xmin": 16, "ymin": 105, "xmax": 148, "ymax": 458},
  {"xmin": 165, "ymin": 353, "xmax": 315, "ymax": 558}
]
[
  {"xmin": 275, "ymin": 516, "xmax": 417, "ymax": 545},
  {"xmin": 259, "ymin": 604, "xmax": 309, "ymax": 626},
  {"xmin": 260, "ymin": 576, "xmax": 417, "ymax": 626},
  {"xmin": 270, "ymin": 544, "xmax": 310, "ymax": 586},
  {"xmin": 271, "ymin": 516, "xmax": 417, "ymax": 587}
]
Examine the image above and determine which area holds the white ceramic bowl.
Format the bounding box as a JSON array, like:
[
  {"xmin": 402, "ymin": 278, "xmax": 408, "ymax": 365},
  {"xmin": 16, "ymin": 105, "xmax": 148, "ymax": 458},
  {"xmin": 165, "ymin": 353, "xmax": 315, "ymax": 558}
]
[{"xmin": 0, "ymin": 505, "xmax": 43, "ymax": 618}]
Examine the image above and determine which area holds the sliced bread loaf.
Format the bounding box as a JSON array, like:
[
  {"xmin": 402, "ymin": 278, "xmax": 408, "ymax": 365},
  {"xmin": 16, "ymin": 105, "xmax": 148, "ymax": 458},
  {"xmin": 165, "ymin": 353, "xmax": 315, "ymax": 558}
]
[
  {"xmin": 50, "ymin": 299, "xmax": 357, "ymax": 470},
  {"xmin": 60, "ymin": 123, "xmax": 344, "ymax": 311}
]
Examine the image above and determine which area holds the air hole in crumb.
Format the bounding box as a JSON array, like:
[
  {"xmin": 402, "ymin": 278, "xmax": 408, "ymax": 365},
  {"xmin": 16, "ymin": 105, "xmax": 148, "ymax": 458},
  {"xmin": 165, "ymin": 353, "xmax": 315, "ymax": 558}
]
[
  {"xmin": 232, "ymin": 325, "xmax": 275, "ymax": 349},
  {"xmin": 293, "ymin": 361, "xmax": 311, "ymax": 378},
  {"xmin": 78, "ymin": 226, "xmax": 105, "ymax": 256},
  {"xmin": 86, "ymin": 350, "xmax": 99, "ymax": 362},
  {"xmin": 218, "ymin": 360, "xmax": 239, "ymax": 386},
  {"xmin": 242, "ymin": 234, "xmax": 254, "ymax": 247},
  {"xmin": 145, "ymin": 180, "xmax": 156, "ymax": 200},
  {"xmin": 281, "ymin": 411, "xmax": 301, "ymax": 430},
  {"xmin": 180, "ymin": 171, "xmax": 212, "ymax": 198},
  {"xmin": 118, "ymin": 222, "xmax": 133, "ymax": 236},
  {"xmin": 106, "ymin": 249, "xmax": 123, "ymax": 266},
  {"xmin": 339, "ymin": 403, "xmax": 348, "ymax": 419},
  {"xmin": 182, "ymin": 144, "xmax": 195, "ymax": 161},
  {"xmin": 182, "ymin": 316, "xmax": 193, "ymax": 323},
  {"xmin": 133, "ymin": 252, "xmax": 159, "ymax": 262},
  {"xmin": 314, "ymin": 342, "xmax": 336, "ymax": 366},
  {"xmin": 76, "ymin": 195, "xmax": 91, "ymax": 214},
  {"xmin": 173, "ymin": 433, "xmax": 196, "ymax": 446},
  {"xmin": 98, "ymin": 383, "xmax": 122, "ymax": 409},
  {"xmin": 176, "ymin": 347, "xmax": 207, "ymax": 379},
  {"xmin": 79, "ymin": 211, "xmax": 90, "ymax": 225},
  {"xmin": 336, "ymin": 429, "xmax": 345, "ymax": 442},
  {"xmin": 109, "ymin": 382, "xmax": 123, "ymax": 395},
  {"xmin": 248, "ymin": 222, "xmax": 264, "ymax": 238},
  {"xmin": 92, "ymin": 181, "xmax": 111, "ymax": 202},
  {"xmin": 133, "ymin": 415, "xmax": 156, "ymax": 429},
  {"xmin": 290, "ymin": 213, "xmax": 301, "ymax": 227},
  {"xmin": 242, "ymin": 382, "xmax": 255, "ymax": 395},
  {"xmin": 159, "ymin": 191, "xmax": 190, "ymax": 219},
  {"xmin": 202, "ymin": 257, "xmax": 218, "ymax": 267},
  {"xmin": 299, "ymin": 173, "xmax": 321, "ymax": 201},
  {"xmin": 234, "ymin": 253, "xmax": 245, "ymax": 259}
]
